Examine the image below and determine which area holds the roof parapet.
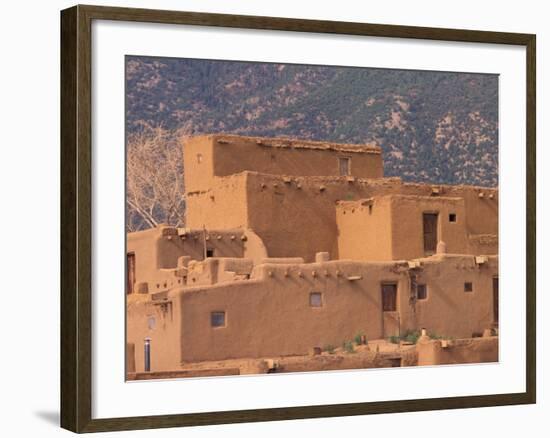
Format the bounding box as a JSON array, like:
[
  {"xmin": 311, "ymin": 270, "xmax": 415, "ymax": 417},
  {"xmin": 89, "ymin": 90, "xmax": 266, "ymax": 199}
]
[{"xmin": 203, "ymin": 134, "xmax": 382, "ymax": 155}]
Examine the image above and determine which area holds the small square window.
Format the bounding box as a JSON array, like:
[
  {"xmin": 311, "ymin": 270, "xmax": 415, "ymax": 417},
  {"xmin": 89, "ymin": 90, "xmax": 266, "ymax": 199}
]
[
  {"xmin": 417, "ymin": 284, "xmax": 428, "ymax": 300},
  {"xmin": 464, "ymin": 282, "xmax": 473, "ymax": 292},
  {"xmin": 449, "ymin": 213, "xmax": 457, "ymax": 222},
  {"xmin": 211, "ymin": 311, "xmax": 226, "ymax": 327},
  {"xmin": 206, "ymin": 248, "xmax": 214, "ymax": 258},
  {"xmin": 310, "ymin": 292, "xmax": 323, "ymax": 307}
]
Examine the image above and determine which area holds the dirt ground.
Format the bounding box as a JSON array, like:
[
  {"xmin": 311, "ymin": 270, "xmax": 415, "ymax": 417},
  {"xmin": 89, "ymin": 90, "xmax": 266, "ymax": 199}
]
[{"xmin": 127, "ymin": 336, "xmax": 498, "ymax": 381}]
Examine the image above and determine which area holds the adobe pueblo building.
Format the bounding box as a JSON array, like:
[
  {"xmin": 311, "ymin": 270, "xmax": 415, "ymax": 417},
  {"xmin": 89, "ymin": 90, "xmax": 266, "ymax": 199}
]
[{"xmin": 126, "ymin": 134, "xmax": 499, "ymax": 378}]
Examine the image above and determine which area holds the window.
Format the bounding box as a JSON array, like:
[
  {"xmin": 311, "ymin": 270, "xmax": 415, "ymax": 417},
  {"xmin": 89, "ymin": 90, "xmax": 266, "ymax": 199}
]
[
  {"xmin": 310, "ymin": 292, "xmax": 323, "ymax": 307},
  {"xmin": 206, "ymin": 248, "xmax": 214, "ymax": 258},
  {"xmin": 389, "ymin": 358, "xmax": 402, "ymax": 367},
  {"xmin": 464, "ymin": 282, "xmax": 473, "ymax": 292},
  {"xmin": 417, "ymin": 284, "xmax": 428, "ymax": 300},
  {"xmin": 211, "ymin": 311, "xmax": 226, "ymax": 327},
  {"xmin": 197, "ymin": 153, "xmax": 203, "ymax": 164},
  {"xmin": 449, "ymin": 213, "xmax": 457, "ymax": 222},
  {"xmin": 382, "ymin": 284, "xmax": 397, "ymax": 311},
  {"xmin": 338, "ymin": 157, "xmax": 351, "ymax": 176}
]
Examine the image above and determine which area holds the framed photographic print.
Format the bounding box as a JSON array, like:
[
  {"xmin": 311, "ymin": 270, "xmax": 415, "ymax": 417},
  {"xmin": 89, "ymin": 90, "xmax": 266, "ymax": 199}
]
[{"xmin": 60, "ymin": 4, "xmax": 536, "ymax": 433}]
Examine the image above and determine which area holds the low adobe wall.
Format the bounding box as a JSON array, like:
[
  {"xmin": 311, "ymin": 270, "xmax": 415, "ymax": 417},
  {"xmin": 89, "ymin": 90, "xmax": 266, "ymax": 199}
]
[
  {"xmin": 416, "ymin": 337, "xmax": 498, "ymax": 366},
  {"xmin": 186, "ymin": 257, "xmax": 255, "ymax": 286}
]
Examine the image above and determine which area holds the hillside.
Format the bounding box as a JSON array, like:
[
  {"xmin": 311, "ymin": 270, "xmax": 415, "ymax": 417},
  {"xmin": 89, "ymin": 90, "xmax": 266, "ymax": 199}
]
[{"xmin": 126, "ymin": 56, "xmax": 498, "ymax": 187}]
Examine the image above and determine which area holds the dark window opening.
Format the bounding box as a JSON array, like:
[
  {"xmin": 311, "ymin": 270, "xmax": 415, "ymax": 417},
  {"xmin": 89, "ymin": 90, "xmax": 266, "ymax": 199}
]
[
  {"xmin": 449, "ymin": 213, "xmax": 457, "ymax": 222},
  {"xmin": 206, "ymin": 248, "xmax": 214, "ymax": 258},
  {"xmin": 464, "ymin": 282, "xmax": 473, "ymax": 293},
  {"xmin": 211, "ymin": 311, "xmax": 226, "ymax": 327},
  {"xmin": 310, "ymin": 292, "xmax": 323, "ymax": 307},
  {"xmin": 339, "ymin": 157, "xmax": 351, "ymax": 176},
  {"xmin": 389, "ymin": 358, "xmax": 402, "ymax": 367},
  {"xmin": 417, "ymin": 284, "xmax": 428, "ymax": 300},
  {"xmin": 382, "ymin": 284, "xmax": 398, "ymax": 311}
]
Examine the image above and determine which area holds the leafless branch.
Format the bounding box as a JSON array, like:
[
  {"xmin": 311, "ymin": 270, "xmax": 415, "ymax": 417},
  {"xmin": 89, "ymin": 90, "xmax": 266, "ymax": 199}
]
[{"xmin": 126, "ymin": 124, "xmax": 192, "ymax": 232}]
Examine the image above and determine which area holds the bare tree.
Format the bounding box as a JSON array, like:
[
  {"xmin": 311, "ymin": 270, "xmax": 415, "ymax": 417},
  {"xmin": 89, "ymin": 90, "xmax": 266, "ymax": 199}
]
[{"xmin": 126, "ymin": 124, "xmax": 191, "ymax": 232}]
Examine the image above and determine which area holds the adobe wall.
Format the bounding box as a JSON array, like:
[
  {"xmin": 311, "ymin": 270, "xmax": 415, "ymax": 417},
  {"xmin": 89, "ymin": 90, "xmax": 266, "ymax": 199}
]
[
  {"xmin": 126, "ymin": 294, "xmax": 183, "ymax": 373},
  {"xmin": 178, "ymin": 260, "xmax": 404, "ymax": 362},
  {"xmin": 186, "ymin": 257, "xmax": 255, "ymax": 287},
  {"xmin": 396, "ymin": 183, "xmax": 498, "ymax": 236},
  {"xmin": 183, "ymin": 135, "xmax": 383, "ymax": 194},
  {"xmin": 169, "ymin": 255, "xmax": 496, "ymax": 362},
  {"xmin": 127, "ymin": 225, "xmax": 249, "ymax": 294},
  {"xmin": 270, "ymin": 350, "xmax": 413, "ymax": 373},
  {"xmin": 185, "ymin": 172, "xmax": 249, "ymax": 230},
  {"xmin": 127, "ymin": 227, "xmax": 163, "ymax": 290},
  {"xmin": 389, "ymin": 195, "xmax": 469, "ymax": 259},
  {"xmin": 182, "ymin": 136, "xmax": 215, "ymax": 193},
  {"xmin": 336, "ymin": 197, "xmax": 394, "ymax": 261},
  {"xmin": 468, "ymin": 234, "xmax": 498, "ymax": 256},
  {"xmin": 398, "ymin": 184, "xmax": 498, "ymax": 245},
  {"xmin": 174, "ymin": 229, "xmax": 246, "ymax": 261},
  {"xmin": 338, "ymin": 194, "xmax": 497, "ymax": 261},
  {"xmin": 126, "ymin": 255, "xmax": 497, "ymax": 364},
  {"xmin": 186, "ymin": 172, "xmax": 498, "ymax": 262},
  {"xmin": 213, "ymin": 135, "xmax": 384, "ymax": 178},
  {"xmin": 416, "ymin": 337, "xmax": 498, "ymax": 366},
  {"xmin": 406, "ymin": 254, "xmax": 498, "ymax": 338},
  {"xmin": 243, "ymin": 173, "xmax": 407, "ymax": 261}
]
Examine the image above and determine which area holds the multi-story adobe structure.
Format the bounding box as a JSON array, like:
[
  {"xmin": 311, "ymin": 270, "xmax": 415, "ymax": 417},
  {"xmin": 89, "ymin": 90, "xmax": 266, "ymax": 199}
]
[{"xmin": 126, "ymin": 134, "xmax": 499, "ymax": 375}]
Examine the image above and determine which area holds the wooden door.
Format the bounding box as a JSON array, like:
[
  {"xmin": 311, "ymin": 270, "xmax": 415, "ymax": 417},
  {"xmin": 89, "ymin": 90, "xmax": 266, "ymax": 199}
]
[
  {"xmin": 423, "ymin": 213, "xmax": 438, "ymax": 254},
  {"xmin": 127, "ymin": 252, "xmax": 136, "ymax": 294},
  {"xmin": 493, "ymin": 277, "xmax": 499, "ymax": 324},
  {"xmin": 382, "ymin": 284, "xmax": 397, "ymax": 312},
  {"xmin": 339, "ymin": 157, "xmax": 350, "ymax": 176},
  {"xmin": 382, "ymin": 284, "xmax": 399, "ymax": 337}
]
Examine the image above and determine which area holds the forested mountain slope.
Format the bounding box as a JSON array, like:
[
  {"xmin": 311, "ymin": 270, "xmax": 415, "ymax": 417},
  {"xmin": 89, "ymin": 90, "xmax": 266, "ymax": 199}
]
[{"xmin": 126, "ymin": 56, "xmax": 498, "ymax": 187}]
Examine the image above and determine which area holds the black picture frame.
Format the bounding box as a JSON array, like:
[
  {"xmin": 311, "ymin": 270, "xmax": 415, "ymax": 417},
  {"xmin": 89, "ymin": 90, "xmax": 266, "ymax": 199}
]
[{"xmin": 60, "ymin": 4, "xmax": 536, "ymax": 433}]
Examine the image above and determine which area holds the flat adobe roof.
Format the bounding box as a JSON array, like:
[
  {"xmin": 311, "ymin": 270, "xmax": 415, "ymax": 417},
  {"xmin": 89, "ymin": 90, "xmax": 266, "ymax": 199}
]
[{"xmin": 191, "ymin": 134, "xmax": 382, "ymax": 155}]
